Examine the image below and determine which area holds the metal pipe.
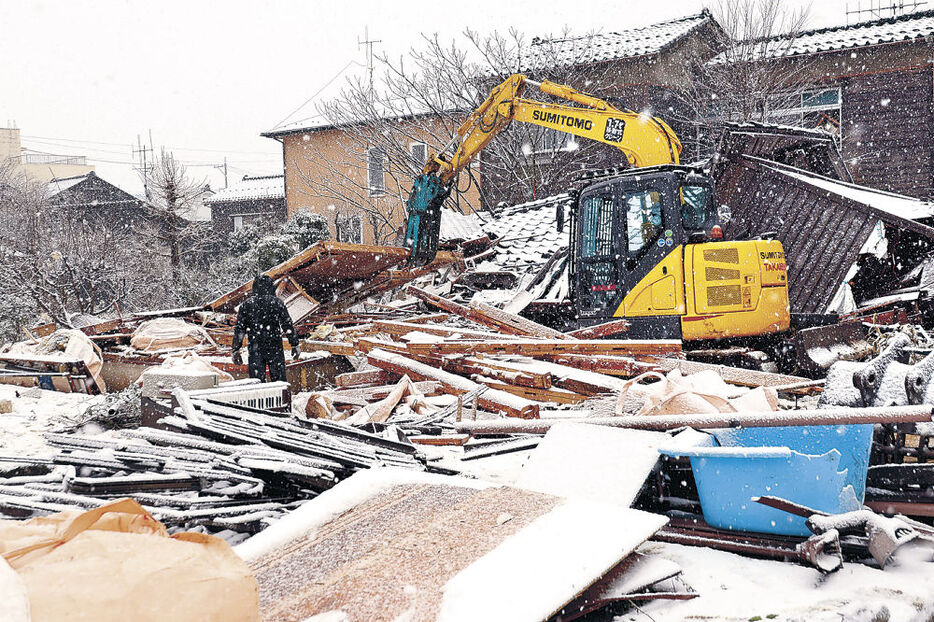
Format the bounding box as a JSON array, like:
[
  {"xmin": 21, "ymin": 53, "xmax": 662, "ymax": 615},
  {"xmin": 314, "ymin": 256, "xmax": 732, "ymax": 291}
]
[{"xmin": 455, "ymin": 405, "xmax": 934, "ymax": 435}]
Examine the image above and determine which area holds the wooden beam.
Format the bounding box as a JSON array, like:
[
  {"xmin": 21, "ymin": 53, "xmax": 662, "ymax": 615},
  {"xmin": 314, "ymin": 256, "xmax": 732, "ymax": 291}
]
[
  {"xmin": 468, "ymin": 300, "xmax": 568, "ymax": 339},
  {"xmin": 566, "ymin": 319, "xmax": 631, "ymax": 340},
  {"xmin": 366, "ymin": 348, "xmax": 539, "ymax": 419},
  {"xmin": 408, "ymin": 286, "xmax": 566, "ymax": 338},
  {"xmin": 456, "ymin": 405, "xmax": 934, "ymax": 435},
  {"xmin": 404, "ymin": 339, "xmax": 683, "ymax": 358},
  {"xmin": 301, "ymin": 341, "xmax": 358, "ymax": 357}
]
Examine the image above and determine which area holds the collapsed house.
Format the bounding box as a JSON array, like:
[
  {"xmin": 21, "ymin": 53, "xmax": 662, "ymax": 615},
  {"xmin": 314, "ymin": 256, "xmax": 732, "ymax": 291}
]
[{"xmin": 4, "ymin": 124, "xmax": 934, "ymax": 620}]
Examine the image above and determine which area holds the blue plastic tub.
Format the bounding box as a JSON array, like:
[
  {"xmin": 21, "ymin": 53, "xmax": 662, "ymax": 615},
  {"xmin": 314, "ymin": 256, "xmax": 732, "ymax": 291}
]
[{"xmin": 659, "ymin": 423, "xmax": 874, "ymax": 536}]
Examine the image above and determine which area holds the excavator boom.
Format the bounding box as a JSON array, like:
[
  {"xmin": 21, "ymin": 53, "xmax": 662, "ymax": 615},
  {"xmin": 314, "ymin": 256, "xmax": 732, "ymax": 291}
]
[{"xmin": 404, "ymin": 74, "xmax": 682, "ymax": 265}]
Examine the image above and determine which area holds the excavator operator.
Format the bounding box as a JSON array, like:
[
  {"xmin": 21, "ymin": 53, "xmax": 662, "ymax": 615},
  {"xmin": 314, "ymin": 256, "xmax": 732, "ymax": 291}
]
[{"xmin": 231, "ymin": 275, "xmax": 300, "ymax": 382}]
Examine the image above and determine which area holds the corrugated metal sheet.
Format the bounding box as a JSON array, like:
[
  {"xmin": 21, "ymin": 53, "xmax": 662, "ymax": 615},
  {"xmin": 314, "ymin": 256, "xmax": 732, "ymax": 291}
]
[{"xmin": 717, "ymin": 155, "xmax": 934, "ymax": 313}]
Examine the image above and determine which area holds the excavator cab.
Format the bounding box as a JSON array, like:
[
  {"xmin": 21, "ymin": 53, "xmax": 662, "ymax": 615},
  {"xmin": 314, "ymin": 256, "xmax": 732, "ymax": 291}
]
[
  {"xmin": 571, "ymin": 166, "xmax": 714, "ymax": 330},
  {"xmin": 570, "ymin": 165, "xmax": 788, "ymax": 340}
]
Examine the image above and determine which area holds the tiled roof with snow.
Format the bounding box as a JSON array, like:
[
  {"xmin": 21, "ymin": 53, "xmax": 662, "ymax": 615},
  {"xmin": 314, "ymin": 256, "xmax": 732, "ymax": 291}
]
[
  {"xmin": 481, "ymin": 193, "xmax": 573, "ymax": 270},
  {"xmin": 439, "ymin": 209, "xmax": 486, "ymax": 243},
  {"xmin": 205, "ymin": 174, "xmax": 284, "ymax": 204},
  {"xmin": 47, "ymin": 173, "xmax": 92, "ymax": 197},
  {"xmin": 711, "ymin": 9, "xmax": 934, "ymax": 63},
  {"xmin": 525, "ymin": 11, "xmax": 714, "ymax": 70}
]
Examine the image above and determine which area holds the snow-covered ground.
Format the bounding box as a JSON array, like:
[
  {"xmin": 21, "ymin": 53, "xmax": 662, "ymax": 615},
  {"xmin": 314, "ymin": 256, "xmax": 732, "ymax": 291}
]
[
  {"xmin": 0, "ymin": 384, "xmax": 103, "ymax": 470},
  {"xmin": 637, "ymin": 540, "xmax": 934, "ymax": 622}
]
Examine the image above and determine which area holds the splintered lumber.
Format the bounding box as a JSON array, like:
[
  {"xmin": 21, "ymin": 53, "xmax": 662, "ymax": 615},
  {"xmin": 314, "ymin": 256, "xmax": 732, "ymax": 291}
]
[
  {"xmin": 566, "ymin": 319, "xmax": 631, "ymax": 340},
  {"xmin": 644, "ymin": 357, "xmax": 810, "ymax": 389},
  {"xmin": 546, "ymin": 354, "xmax": 661, "ymax": 377},
  {"xmin": 442, "ymin": 357, "xmax": 552, "ymax": 389},
  {"xmin": 335, "ymin": 369, "xmax": 399, "ymax": 388},
  {"xmin": 404, "ymin": 339, "xmax": 683, "ymax": 358},
  {"xmin": 456, "ymin": 405, "xmax": 934, "ymax": 435},
  {"xmin": 477, "ymin": 378, "xmax": 588, "ymax": 404},
  {"xmin": 407, "ymin": 286, "xmax": 565, "ymax": 338},
  {"xmin": 371, "ymin": 320, "xmax": 520, "ymax": 341},
  {"xmin": 402, "ymin": 312, "xmax": 450, "ymax": 323},
  {"xmin": 500, "ymin": 358, "xmax": 633, "ymax": 396},
  {"xmin": 367, "ymin": 348, "xmax": 539, "ymax": 419}
]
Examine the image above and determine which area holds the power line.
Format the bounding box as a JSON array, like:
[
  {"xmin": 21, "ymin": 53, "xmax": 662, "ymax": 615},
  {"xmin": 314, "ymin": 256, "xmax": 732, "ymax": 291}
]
[
  {"xmin": 271, "ymin": 59, "xmax": 364, "ymax": 130},
  {"xmin": 20, "ymin": 134, "xmax": 134, "ymax": 148}
]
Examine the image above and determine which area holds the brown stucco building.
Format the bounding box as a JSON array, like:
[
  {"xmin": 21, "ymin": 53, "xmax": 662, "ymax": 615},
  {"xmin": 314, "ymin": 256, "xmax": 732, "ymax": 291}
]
[{"xmin": 712, "ymin": 10, "xmax": 934, "ymax": 200}]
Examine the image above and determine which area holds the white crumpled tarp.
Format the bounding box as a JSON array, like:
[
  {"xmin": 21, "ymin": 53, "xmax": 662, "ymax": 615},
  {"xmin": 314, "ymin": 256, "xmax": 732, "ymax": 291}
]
[
  {"xmin": 130, "ymin": 318, "xmax": 212, "ymax": 352},
  {"xmin": 7, "ymin": 329, "xmax": 107, "ymax": 393}
]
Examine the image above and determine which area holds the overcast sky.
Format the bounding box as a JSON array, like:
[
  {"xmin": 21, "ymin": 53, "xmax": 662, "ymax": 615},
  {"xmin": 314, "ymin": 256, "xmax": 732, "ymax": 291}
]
[{"xmin": 1, "ymin": 0, "xmax": 854, "ymax": 194}]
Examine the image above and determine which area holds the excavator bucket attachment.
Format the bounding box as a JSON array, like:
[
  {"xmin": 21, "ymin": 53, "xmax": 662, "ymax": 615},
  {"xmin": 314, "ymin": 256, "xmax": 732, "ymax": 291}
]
[{"xmin": 404, "ymin": 173, "xmax": 450, "ymax": 266}]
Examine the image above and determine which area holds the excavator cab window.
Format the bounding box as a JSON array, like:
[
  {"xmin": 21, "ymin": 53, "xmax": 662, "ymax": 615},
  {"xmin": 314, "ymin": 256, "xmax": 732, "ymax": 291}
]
[
  {"xmin": 680, "ymin": 184, "xmax": 715, "ymax": 231},
  {"xmin": 626, "ymin": 189, "xmax": 664, "ymax": 254}
]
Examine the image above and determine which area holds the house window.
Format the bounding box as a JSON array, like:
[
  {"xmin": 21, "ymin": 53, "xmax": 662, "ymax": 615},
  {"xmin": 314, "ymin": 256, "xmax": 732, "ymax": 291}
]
[
  {"xmin": 410, "ymin": 142, "xmax": 428, "ymax": 168},
  {"xmin": 533, "ymin": 128, "xmax": 571, "ymax": 155},
  {"xmin": 768, "ymin": 87, "xmax": 841, "ymax": 135},
  {"xmin": 367, "ymin": 147, "xmax": 385, "ymax": 195},
  {"xmin": 232, "ymin": 215, "xmax": 244, "ymax": 232},
  {"xmin": 336, "ymin": 213, "xmax": 363, "ymax": 244}
]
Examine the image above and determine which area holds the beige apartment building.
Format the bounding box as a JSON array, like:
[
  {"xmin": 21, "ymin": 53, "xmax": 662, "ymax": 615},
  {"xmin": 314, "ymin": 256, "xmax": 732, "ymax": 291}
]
[
  {"xmin": 263, "ymin": 114, "xmax": 482, "ymax": 246},
  {"xmin": 0, "ymin": 127, "xmax": 95, "ymax": 183}
]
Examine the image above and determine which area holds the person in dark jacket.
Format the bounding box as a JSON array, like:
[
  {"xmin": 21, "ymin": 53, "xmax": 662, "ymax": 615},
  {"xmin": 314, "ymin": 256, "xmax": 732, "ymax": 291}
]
[{"xmin": 231, "ymin": 275, "xmax": 299, "ymax": 382}]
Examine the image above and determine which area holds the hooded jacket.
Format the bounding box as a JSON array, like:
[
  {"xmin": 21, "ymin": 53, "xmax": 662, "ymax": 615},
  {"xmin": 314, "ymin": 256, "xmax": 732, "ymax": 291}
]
[{"xmin": 232, "ymin": 275, "xmax": 299, "ymax": 350}]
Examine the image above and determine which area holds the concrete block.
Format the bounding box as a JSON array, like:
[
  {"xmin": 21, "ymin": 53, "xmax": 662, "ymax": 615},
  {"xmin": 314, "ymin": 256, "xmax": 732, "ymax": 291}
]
[{"xmin": 141, "ymin": 369, "xmax": 218, "ymax": 399}]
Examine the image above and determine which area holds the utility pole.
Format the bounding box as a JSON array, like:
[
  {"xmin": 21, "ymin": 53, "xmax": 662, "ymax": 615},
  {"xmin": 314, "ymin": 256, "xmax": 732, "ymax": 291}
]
[
  {"xmin": 214, "ymin": 156, "xmax": 228, "ymax": 188},
  {"xmin": 133, "ymin": 134, "xmax": 152, "ymax": 201},
  {"xmin": 358, "ymin": 26, "xmax": 382, "ymax": 96}
]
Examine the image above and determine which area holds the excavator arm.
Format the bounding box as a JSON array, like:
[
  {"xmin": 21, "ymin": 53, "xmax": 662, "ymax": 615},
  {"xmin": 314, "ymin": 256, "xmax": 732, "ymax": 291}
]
[{"xmin": 404, "ymin": 74, "xmax": 683, "ymax": 265}]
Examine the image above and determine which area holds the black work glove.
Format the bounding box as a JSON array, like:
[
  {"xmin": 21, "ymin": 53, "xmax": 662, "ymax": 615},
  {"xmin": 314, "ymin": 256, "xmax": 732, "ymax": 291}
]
[
  {"xmin": 291, "ymin": 347, "xmax": 300, "ymax": 361},
  {"xmin": 232, "ymin": 349, "xmax": 243, "ymax": 366}
]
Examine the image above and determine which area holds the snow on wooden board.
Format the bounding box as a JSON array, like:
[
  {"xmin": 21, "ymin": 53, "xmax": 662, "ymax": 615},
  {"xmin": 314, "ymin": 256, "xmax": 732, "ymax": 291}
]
[
  {"xmin": 238, "ymin": 467, "xmax": 666, "ymax": 622},
  {"xmin": 515, "ymin": 422, "xmax": 669, "ymax": 507},
  {"xmin": 437, "ymin": 500, "xmax": 668, "ymax": 622}
]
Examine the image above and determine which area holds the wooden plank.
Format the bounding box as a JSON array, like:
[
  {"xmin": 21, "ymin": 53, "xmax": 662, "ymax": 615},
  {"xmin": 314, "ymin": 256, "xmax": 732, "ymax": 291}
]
[
  {"xmin": 367, "ymin": 348, "xmax": 540, "ymax": 419},
  {"xmin": 404, "ymin": 339, "xmax": 683, "ymax": 358},
  {"xmin": 334, "ymin": 369, "xmax": 399, "ymax": 388},
  {"xmin": 566, "ymin": 319, "xmax": 631, "ymax": 340},
  {"xmin": 408, "ymin": 434, "xmax": 471, "ymax": 446},
  {"xmin": 301, "ymin": 341, "xmax": 358, "ymax": 357}
]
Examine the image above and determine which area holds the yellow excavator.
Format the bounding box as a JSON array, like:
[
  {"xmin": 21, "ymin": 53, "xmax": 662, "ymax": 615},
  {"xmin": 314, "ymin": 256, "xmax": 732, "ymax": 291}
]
[{"xmin": 403, "ymin": 74, "xmax": 790, "ymax": 342}]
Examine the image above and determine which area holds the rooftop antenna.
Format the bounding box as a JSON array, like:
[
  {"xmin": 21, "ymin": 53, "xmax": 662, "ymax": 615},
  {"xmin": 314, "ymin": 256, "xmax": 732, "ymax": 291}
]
[
  {"xmin": 358, "ymin": 26, "xmax": 382, "ymax": 97},
  {"xmin": 846, "ymin": 0, "xmax": 927, "ymax": 24}
]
